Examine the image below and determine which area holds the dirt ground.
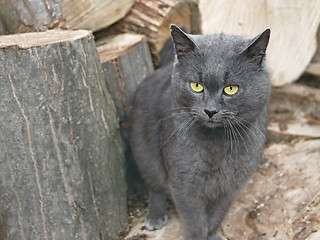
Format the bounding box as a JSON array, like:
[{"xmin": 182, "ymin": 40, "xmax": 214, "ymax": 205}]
[{"xmin": 124, "ymin": 83, "xmax": 320, "ymax": 240}]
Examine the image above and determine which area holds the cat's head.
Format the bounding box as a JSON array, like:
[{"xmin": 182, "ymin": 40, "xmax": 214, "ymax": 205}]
[{"xmin": 170, "ymin": 25, "xmax": 271, "ymax": 128}]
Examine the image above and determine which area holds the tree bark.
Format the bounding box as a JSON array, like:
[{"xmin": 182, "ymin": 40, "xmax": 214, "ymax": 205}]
[
  {"xmin": 96, "ymin": 33, "xmax": 154, "ymax": 193},
  {"xmin": 0, "ymin": 0, "xmax": 62, "ymax": 34},
  {"xmin": 96, "ymin": 33, "xmax": 154, "ymax": 124},
  {"xmin": 0, "ymin": 0, "xmax": 135, "ymax": 35},
  {"xmin": 105, "ymin": 0, "xmax": 201, "ymax": 65},
  {"xmin": 0, "ymin": 29, "xmax": 127, "ymax": 240}
]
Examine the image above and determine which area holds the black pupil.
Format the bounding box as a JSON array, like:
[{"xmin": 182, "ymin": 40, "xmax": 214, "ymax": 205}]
[
  {"xmin": 196, "ymin": 83, "xmax": 199, "ymax": 87},
  {"xmin": 230, "ymin": 86, "xmax": 233, "ymax": 90}
]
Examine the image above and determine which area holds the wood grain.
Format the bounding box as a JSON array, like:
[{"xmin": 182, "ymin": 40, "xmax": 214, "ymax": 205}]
[
  {"xmin": 199, "ymin": 0, "xmax": 320, "ymax": 86},
  {"xmin": 108, "ymin": 0, "xmax": 201, "ymax": 65},
  {"xmin": 60, "ymin": 0, "xmax": 135, "ymax": 32}
]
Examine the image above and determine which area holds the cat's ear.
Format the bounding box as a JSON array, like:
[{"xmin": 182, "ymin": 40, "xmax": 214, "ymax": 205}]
[
  {"xmin": 170, "ymin": 24, "xmax": 196, "ymax": 59},
  {"xmin": 242, "ymin": 28, "xmax": 271, "ymax": 64}
]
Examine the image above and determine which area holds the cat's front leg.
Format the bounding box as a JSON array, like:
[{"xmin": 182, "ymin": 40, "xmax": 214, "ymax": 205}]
[
  {"xmin": 144, "ymin": 190, "xmax": 168, "ymax": 230},
  {"xmin": 170, "ymin": 186, "xmax": 209, "ymax": 240},
  {"xmin": 207, "ymin": 194, "xmax": 234, "ymax": 240}
]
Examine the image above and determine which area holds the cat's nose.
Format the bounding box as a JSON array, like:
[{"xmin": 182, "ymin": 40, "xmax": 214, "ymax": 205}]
[{"xmin": 204, "ymin": 109, "xmax": 218, "ymax": 118}]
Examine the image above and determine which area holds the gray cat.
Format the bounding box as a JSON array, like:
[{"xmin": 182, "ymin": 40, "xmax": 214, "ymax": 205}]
[{"xmin": 130, "ymin": 25, "xmax": 271, "ymax": 240}]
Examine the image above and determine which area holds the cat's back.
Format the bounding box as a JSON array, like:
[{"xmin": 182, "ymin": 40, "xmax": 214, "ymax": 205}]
[
  {"xmin": 130, "ymin": 62, "xmax": 173, "ymax": 152},
  {"xmin": 130, "ymin": 62, "xmax": 174, "ymax": 190},
  {"xmin": 132, "ymin": 63, "xmax": 173, "ymax": 117}
]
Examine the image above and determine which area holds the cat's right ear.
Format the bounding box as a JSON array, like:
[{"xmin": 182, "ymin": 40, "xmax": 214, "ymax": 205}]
[
  {"xmin": 241, "ymin": 29, "xmax": 271, "ymax": 65},
  {"xmin": 170, "ymin": 24, "xmax": 196, "ymax": 60}
]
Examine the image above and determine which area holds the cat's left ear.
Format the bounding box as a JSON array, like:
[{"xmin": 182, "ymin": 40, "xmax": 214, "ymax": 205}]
[
  {"xmin": 242, "ymin": 29, "xmax": 271, "ymax": 64},
  {"xmin": 170, "ymin": 24, "xmax": 196, "ymax": 59}
]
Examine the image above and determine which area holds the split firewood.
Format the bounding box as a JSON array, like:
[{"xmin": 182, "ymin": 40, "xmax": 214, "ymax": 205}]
[
  {"xmin": 60, "ymin": 0, "xmax": 135, "ymax": 32},
  {"xmin": 0, "ymin": 0, "xmax": 134, "ymax": 34},
  {"xmin": 306, "ymin": 26, "xmax": 320, "ymax": 77},
  {"xmin": 199, "ymin": 0, "xmax": 320, "ymax": 86},
  {"xmin": 0, "ymin": 0, "xmax": 62, "ymax": 34},
  {"xmin": 104, "ymin": 0, "xmax": 201, "ymax": 65},
  {"xmin": 267, "ymin": 83, "xmax": 320, "ymax": 139},
  {"xmin": 306, "ymin": 62, "xmax": 320, "ymax": 76}
]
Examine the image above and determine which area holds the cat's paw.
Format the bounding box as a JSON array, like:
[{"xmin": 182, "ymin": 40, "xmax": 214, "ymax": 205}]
[
  {"xmin": 144, "ymin": 214, "xmax": 168, "ymax": 230},
  {"xmin": 209, "ymin": 233, "xmax": 223, "ymax": 240}
]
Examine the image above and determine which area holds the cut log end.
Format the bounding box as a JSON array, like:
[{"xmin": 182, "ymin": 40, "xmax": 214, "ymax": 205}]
[
  {"xmin": 96, "ymin": 33, "xmax": 145, "ymax": 62},
  {"xmin": 0, "ymin": 29, "xmax": 92, "ymax": 48}
]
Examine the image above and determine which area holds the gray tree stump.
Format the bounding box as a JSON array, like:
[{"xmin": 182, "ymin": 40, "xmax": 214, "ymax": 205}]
[
  {"xmin": 96, "ymin": 33, "xmax": 154, "ymax": 193},
  {"xmin": 0, "ymin": 29, "xmax": 127, "ymax": 240},
  {"xmin": 0, "ymin": 0, "xmax": 135, "ymax": 35}
]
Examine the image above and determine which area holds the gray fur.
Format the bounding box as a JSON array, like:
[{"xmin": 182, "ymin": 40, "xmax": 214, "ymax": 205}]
[{"xmin": 130, "ymin": 25, "xmax": 271, "ymax": 240}]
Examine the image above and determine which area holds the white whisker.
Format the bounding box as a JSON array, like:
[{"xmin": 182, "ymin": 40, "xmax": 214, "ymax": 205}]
[{"xmin": 160, "ymin": 116, "xmax": 194, "ymax": 148}]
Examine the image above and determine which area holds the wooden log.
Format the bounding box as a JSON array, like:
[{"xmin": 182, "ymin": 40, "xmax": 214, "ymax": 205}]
[
  {"xmin": 96, "ymin": 33, "xmax": 154, "ymax": 124},
  {"xmin": 60, "ymin": 0, "xmax": 135, "ymax": 32},
  {"xmin": 0, "ymin": 0, "xmax": 62, "ymax": 34},
  {"xmin": 267, "ymin": 83, "xmax": 320, "ymax": 140},
  {"xmin": 306, "ymin": 63, "xmax": 320, "ymax": 76},
  {"xmin": 104, "ymin": 0, "xmax": 201, "ymax": 65},
  {"xmin": 0, "ymin": 30, "xmax": 127, "ymax": 240},
  {"xmin": 96, "ymin": 33, "xmax": 154, "ymax": 193},
  {"xmin": 0, "ymin": 0, "xmax": 135, "ymax": 34},
  {"xmin": 311, "ymin": 25, "xmax": 320, "ymax": 63},
  {"xmin": 306, "ymin": 27, "xmax": 320, "ymax": 76},
  {"xmin": 199, "ymin": 0, "xmax": 320, "ymax": 86}
]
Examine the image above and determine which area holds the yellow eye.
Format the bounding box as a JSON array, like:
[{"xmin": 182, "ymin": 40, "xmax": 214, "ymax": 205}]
[
  {"xmin": 190, "ymin": 82, "xmax": 204, "ymax": 92},
  {"xmin": 224, "ymin": 85, "xmax": 239, "ymax": 95}
]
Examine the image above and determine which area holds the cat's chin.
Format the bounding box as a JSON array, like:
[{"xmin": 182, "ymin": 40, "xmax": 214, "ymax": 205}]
[{"xmin": 197, "ymin": 118, "xmax": 224, "ymax": 129}]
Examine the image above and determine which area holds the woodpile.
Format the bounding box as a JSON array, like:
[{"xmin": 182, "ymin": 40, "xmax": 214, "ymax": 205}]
[
  {"xmin": 98, "ymin": 0, "xmax": 201, "ymax": 65},
  {"xmin": 0, "ymin": 0, "xmax": 62, "ymax": 34},
  {"xmin": 60, "ymin": 0, "xmax": 135, "ymax": 32},
  {"xmin": 0, "ymin": 0, "xmax": 135, "ymax": 34},
  {"xmin": 0, "ymin": 0, "xmax": 320, "ymax": 240}
]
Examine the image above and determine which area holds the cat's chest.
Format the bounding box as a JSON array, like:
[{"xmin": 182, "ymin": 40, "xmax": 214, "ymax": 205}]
[
  {"xmin": 161, "ymin": 123, "xmax": 230, "ymax": 171},
  {"xmin": 160, "ymin": 120, "xmax": 261, "ymax": 193}
]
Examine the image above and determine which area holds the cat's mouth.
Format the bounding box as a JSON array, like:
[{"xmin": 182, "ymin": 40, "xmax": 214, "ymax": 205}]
[
  {"xmin": 189, "ymin": 110, "xmax": 228, "ymax": 128},
  {"xmin": 193, "ymin": 115, "xmax": 224, "ymax": 128},
  {"xmin": 206, "ymin": 118, "xmax": 224, "ymax": 127}
]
